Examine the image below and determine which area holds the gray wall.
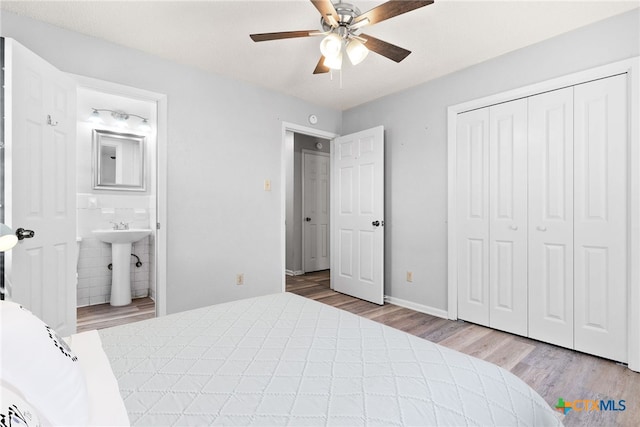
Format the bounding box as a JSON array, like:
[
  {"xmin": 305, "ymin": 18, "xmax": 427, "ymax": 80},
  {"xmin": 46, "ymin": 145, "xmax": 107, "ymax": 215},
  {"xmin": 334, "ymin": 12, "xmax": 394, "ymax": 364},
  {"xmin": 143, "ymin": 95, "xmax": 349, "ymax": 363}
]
[
  {"xmin": 342, "ymin": 8, "xmax": 640, "ymax": 312},
  {"xmin": 3, "ymin": 7, "xmax": 638, "ymax": 315},
  {"xmin": 1, "ymin": 11, "xmax": 342, "ymax": 314}
]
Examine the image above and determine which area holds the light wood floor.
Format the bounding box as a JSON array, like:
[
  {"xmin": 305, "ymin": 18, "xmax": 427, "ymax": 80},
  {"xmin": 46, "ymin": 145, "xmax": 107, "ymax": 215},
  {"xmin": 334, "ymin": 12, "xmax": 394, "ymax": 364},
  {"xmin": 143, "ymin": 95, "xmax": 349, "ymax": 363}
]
[
  {"xmin": 287, "ymin": 270, "xmax": 640, "ymax": 427},
  {"xmin": 76, "ymin": 297, "xmax": 155, "ymax": 333}
]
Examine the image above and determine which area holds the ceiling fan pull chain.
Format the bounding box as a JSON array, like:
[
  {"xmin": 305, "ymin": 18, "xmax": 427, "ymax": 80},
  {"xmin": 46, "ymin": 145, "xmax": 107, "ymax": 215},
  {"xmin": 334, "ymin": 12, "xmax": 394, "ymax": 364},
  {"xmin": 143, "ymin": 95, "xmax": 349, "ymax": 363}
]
[{"xmin": 340, "ymin": 68, "xmax": 343, "ymax": 89}]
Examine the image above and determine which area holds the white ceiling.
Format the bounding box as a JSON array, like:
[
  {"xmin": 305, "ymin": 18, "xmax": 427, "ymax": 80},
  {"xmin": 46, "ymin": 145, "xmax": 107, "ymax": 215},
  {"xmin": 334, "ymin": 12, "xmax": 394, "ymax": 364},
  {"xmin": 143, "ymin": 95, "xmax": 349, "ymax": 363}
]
[{"xmin": 2, "ymin": 0, "xmax": 638, "ymax": 110}]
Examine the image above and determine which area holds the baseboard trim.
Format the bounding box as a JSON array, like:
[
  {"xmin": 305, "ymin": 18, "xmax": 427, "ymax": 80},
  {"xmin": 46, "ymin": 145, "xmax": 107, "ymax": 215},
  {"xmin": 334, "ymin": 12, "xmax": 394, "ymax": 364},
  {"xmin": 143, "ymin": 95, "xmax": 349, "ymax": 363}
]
[
  {"xmin": 285, "ymin": 269, "xmax": 305, "ymax": 276},
  {"xmin": 384, "ymin": 295, "xmax": 448, "ymax": 319}
]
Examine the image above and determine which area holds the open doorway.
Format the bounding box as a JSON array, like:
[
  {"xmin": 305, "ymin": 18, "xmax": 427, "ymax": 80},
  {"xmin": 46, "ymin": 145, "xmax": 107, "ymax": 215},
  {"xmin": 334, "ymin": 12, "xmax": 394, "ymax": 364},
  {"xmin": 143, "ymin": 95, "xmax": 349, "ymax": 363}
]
[
  {"xmin": 73, "ymin": 74, "xmax": 168, "ymax": 331},
  {"xmin": 281, "ymin": 122, "xmax": 339, "ymax": 292},
  {"xmin": 286, "ymin": 133, "xmax": 330, "ymax": 276},
  {"xmin": 281, "ymin": 123, "xmax": 385, "ymax": 304},
  {"xmin": 75, "ymin": 85, "xmax": 158, "ymax": 331}
]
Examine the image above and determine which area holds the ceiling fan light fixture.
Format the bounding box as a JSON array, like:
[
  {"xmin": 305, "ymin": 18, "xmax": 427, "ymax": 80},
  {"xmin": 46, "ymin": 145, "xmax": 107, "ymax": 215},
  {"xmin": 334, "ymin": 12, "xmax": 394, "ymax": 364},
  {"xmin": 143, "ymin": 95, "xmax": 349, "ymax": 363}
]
[
  {"xmin": 249, "ymin": 0, "xmax": 434, "ymax": 75},
  {"xmin": 346, "ymin": 38, "xmax": 369, "ymax": 65},
  {"xmin": 320, "ymin": 32, "xmax": 343, "ymax": 58},
  {"xmin": 323, "ymin": 52, "xmax": 343, "ymax": 70}
]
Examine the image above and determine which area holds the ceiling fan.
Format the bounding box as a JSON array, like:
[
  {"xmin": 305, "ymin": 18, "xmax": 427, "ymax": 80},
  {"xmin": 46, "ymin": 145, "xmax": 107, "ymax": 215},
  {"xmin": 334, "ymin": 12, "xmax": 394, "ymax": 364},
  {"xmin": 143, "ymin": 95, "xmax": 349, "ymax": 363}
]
[{"xmin": 250, "ymin": 0, "xmax": 434, "ymax": 74}]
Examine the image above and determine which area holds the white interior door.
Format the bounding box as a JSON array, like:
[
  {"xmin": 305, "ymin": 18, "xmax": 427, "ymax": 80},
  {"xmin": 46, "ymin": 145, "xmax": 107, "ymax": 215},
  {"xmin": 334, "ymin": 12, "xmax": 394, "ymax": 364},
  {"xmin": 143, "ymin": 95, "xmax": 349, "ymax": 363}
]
[
  {"xmin": 303, "ymin": 151, "xmax": 330, "ymax": 272},
  {"xmin": 528, "ymin": 87, "xmax": 574, "ymax": 349},
  {"xmin": 331, "ymin": 126, "xmax": 384, "ymax": 304},
  {"xmin": 488, "ymin": 99, "xmax": 528, "ymax": 336},
  {"xmin": 456, "ymin": 108, "xmax": 490, "ymax": 326},
  {"xmin": 573, "ymin": 74, "xmax": 628, "ymax": 362},
  {"xmin": 4, "ymin": 39, "xmax": 77, "ymax": 336}
]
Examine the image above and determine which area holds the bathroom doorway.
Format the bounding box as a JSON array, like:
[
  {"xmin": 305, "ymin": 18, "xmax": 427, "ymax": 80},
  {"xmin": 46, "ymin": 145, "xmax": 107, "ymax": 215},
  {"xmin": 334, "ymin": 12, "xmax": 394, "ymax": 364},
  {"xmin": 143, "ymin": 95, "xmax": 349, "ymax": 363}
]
[
  {"xmin": 74, "ymin": 76, "xmax": 167, "ymax": 331},
  {"xmin": 2, "ymin": 39, "xmax": 167, "ymax": 334}
]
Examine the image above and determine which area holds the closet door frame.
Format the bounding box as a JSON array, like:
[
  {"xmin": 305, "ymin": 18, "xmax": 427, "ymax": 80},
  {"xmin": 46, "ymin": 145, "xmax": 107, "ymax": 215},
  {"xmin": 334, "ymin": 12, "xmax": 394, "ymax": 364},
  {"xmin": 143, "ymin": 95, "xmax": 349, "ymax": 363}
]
[{"xmin": 447, "ymin": 56, "xmax": 640, "ymax": 372}]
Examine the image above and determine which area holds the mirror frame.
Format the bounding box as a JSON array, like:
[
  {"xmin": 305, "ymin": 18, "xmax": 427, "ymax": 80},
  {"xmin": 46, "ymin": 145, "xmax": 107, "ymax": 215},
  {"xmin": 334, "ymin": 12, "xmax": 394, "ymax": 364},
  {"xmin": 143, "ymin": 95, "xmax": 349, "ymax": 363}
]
[{"xmin": 92, "ymin": 129, "xmax": 146, "ymax": 191}]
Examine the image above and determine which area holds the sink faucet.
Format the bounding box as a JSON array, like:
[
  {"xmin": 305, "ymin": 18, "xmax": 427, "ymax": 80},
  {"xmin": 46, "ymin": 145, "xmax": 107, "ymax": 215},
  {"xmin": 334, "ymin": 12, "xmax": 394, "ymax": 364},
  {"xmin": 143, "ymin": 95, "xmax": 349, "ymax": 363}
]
[{"xmin": 110, "ymin": 221, "xmax": 130, "ymax": 230}]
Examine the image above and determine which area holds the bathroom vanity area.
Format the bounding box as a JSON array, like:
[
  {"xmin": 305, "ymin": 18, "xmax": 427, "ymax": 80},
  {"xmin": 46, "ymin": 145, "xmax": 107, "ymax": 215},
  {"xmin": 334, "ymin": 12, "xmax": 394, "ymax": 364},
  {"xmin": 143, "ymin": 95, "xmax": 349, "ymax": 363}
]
[{"xmin": 75, "ymin": 86, "xmax": 158, "ymax": 310}]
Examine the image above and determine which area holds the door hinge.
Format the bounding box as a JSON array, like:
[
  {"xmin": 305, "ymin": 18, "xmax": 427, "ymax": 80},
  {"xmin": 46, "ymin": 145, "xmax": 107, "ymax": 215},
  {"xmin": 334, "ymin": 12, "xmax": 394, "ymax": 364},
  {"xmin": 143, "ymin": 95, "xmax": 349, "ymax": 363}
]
[{"xmin": 156, "ymin": 222, "xmax": 161, "ymax": 230}]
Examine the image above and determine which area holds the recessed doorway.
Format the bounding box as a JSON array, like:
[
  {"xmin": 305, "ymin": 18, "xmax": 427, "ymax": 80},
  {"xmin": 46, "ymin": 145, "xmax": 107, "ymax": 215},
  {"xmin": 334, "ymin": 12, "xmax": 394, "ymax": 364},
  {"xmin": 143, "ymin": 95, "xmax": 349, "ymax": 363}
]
[
  {"xmin": 282, "ymin": 122, "xmax": 337, "ymax": 291},
  {"xmin": 286, "ymin": 132, "xmax": 331, "ymax": 276}
]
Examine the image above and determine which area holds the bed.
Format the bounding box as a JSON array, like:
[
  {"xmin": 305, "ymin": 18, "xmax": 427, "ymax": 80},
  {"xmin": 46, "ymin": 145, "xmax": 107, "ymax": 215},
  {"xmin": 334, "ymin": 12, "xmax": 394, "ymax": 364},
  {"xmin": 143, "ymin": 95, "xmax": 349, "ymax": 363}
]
[{"xmin": 1, "ymin": 293, "xmax": 561, "ymax": 426}]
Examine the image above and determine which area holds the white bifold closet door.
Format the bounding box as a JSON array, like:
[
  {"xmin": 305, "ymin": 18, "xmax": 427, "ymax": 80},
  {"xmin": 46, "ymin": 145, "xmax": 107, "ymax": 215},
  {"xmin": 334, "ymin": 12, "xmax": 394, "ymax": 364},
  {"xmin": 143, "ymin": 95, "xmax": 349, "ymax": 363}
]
[
  {"xmin": 573, "ymin": 74, "xmax": 628, "ymax": 362},
  {"xmin": 456, "ymin": 73, "xmax": 628, "ymax": 362},
  {"xmin": 456, "ymin": 108, "xmax": 490, "ymax": 326},
  {"xmin": 528, "ymin": 76, "xmax": 628, "ymax": 360},
  {"xmin": 456, "ymin": 99, "xmax": 528, "ymax": 336},
  {"xmin": 488, "ymin": 99, "xmax": 528, "ymax": 336},
  {"xmin": 527, "ymin": 87, "xmax": 575, "ymax": 349}
]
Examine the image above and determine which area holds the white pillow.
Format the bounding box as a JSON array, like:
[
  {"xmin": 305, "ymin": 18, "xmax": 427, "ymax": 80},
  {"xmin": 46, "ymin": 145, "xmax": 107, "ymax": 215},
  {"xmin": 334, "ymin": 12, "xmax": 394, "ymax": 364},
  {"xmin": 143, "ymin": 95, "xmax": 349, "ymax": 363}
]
[
  {"xmin": 0, "ymin": 300, "xmax": 89, "ymax": 426},
  {"xmin": 0, "ymin": 383, "xmax": 42, "ymax": 426}
]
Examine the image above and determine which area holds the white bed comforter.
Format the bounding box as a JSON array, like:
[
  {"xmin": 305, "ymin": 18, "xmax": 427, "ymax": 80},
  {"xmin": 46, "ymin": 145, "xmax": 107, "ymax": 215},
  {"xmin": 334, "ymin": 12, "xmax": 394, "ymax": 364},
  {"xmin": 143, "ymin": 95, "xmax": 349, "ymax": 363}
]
[{"xmin": 98, "ymin": 292, "xmax": 561, "ymax": 426}]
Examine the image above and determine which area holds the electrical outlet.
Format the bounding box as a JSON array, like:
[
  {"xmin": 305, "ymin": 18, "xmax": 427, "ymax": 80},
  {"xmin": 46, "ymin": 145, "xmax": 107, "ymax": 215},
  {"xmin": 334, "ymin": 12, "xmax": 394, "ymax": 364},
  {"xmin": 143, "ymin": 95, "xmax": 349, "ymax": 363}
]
[
  {"xmin": 406, "ymin": 271, "xmax": 413, "ymax": 282},
  {"xmin": 264, "ymin": 179, "xmax": 271, "ymax": 191},
  {"xmin": 236, "ymin": 273, "xmax": 244, "ymax": 285}
]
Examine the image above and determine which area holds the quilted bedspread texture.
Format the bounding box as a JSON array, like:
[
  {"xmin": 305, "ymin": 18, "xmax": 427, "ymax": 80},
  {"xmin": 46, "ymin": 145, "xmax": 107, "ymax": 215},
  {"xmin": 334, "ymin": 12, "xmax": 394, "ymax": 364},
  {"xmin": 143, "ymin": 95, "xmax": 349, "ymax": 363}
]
[{"xmin": 99, "ymin": 292, "xmax": 561, "ymax": 426}]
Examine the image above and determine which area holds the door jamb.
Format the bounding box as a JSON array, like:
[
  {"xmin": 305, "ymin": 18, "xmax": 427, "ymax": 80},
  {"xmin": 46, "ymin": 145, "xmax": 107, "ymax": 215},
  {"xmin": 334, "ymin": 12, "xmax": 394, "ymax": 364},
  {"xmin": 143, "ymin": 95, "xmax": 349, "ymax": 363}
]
[{"xmin": 281, "ymin": 122, "xmax": 338, "ymax": 293}]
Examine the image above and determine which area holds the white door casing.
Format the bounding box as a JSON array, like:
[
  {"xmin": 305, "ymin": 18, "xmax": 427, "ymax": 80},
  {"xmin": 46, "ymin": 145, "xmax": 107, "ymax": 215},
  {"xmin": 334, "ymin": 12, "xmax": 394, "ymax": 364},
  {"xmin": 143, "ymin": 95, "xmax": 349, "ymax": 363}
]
[
  {"xmin": 488, "ymin": 99, "xmax": 528, "ymax": 336},
  {"xmin": 573, "ymin": 74, "xmax": 628, "ymax": 362},
  {"xmin": 302, "ymin": 150, "xmax": 330, "ymax": 272},
  {"xmin": 331, "ymin": 126, "xmax": 384, "ymax": 305},
  {"xmin": 4, "ymin": 39, "xmax": 77, "ymax": 336},
  {"xmin": 527, "ymin": 87, "xmax": 574, "ymax": 349},
  {"xmin": 456, "ymin": 108, "xmax": 490, "ymax": 326}
]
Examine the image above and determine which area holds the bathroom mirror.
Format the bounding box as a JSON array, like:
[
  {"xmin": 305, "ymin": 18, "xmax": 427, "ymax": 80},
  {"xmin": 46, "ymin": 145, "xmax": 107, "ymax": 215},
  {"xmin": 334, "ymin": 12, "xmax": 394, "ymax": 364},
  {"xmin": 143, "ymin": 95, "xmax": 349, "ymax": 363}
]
[{"xmin": 93, "ymin": 129, "xmax": 146, "ymax": 191}]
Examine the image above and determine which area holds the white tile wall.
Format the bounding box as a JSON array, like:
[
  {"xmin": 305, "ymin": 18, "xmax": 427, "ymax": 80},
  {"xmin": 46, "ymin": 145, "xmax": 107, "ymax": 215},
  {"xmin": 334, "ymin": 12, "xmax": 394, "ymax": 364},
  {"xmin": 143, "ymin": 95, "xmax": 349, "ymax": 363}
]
[
  {"xmin": 76, "ymin": 193, "xmax": 156, "ymax": 307},
  {"xmin": 77, "ymin": 236, "xmax": 153, "ymax": 307}
]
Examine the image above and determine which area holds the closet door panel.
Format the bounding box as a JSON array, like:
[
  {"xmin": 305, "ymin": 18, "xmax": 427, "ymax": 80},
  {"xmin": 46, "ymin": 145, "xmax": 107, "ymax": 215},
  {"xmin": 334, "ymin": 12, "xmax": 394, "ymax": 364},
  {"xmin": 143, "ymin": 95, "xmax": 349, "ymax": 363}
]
[
  {"xmin": 489, "ymin": 99, "xmax": 528, "ymax": 336},
  {"xmin": 456, "ymin": 108, "xmax": 490, "ymax": 326},
  {"xmin": 528, "ymin": 87, "xmax": 574, "ymax": 349},
  {"xmin": 574, "ymin": 74, "xmax": 627, "ymax": 362}
]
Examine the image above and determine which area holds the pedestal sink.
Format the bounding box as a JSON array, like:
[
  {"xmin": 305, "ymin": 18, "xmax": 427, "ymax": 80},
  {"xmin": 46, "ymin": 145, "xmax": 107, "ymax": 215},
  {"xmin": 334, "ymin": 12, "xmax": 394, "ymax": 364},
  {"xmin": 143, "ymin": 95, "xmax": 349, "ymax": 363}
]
[{"xmin": 93, "ymin": 229, "xmax": 152, "ymax": 306}]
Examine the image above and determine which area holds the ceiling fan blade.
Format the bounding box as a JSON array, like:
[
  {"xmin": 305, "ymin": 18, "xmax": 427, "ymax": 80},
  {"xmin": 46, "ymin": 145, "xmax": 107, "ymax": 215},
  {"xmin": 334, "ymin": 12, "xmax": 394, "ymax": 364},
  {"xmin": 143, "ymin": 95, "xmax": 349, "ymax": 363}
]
[
  {"xmin": 354, "ymin": 0, "xmax": 433, "ymax": 26},
  {"xmin": 311, "ymin": 0, "xmax": 340, "ymax": 27},
  {"xmin": 250, "ymin": 30, "xmax": 317, "ymax": 42},
  {"xmin": 360, "ymin": 33, "xmax": 411, "ymax": 63},
  {"xmin": 313, "ymin": 56, "xmax": 330, "ymax": 74}
]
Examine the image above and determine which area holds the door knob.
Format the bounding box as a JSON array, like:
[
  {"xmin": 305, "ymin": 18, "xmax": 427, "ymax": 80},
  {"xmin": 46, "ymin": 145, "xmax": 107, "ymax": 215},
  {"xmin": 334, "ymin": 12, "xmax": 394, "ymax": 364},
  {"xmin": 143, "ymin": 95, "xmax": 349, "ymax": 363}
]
[
  {"xmin": 536, "ymin": 226, "xmax": 547, "ymax": 232},
  {"xmin": 509, "ymin": 225, "xmax": 518, "ymax": 231},
  {"xmin": 372, "ymin": 220, "xmax": 380, "ymax": 227},
  {"xmin": 305, "ymin": 217, "xmax": 311, "ymax": 222},
  {"xmin": 16, "ymin": 228, "xmax": 35, "ymax": 240}
]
